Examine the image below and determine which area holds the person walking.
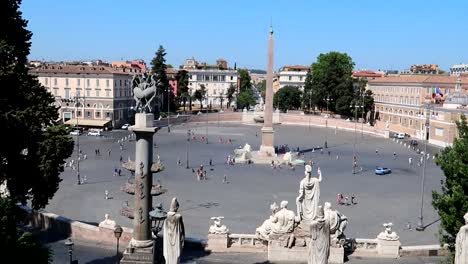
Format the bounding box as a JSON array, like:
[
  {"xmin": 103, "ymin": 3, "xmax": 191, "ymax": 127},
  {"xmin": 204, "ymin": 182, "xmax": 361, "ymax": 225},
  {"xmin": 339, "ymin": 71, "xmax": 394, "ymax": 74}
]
[
  {"xmin": 393, "ymin": 152, "xmax": 397, "ymax": 160},
  {"xmin": 209, "ymin": 158, "xmax": 213, "ymax": 167},
  {"xmin": 351, "ymin": 193, "xmax": 357, "ymax": 205},
  {"xmin": 409, "ymin": 157, "xmax": 413, "ymax": 165},
  {"xmin": 375, "ymin": 149, "xmax": 379, "ymax": 155},
  {"xmin": 107, "ymin": 149, "xmax": 111, "ymax": 157},
  {"xmin": 223, "ymin": 174, "xmax": 228, "ymax": 184}
]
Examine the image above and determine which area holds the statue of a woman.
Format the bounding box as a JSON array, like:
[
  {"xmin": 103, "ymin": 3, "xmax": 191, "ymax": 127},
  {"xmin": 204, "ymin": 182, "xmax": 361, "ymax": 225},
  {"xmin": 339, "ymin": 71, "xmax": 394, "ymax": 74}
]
[
  {"xmin": 296, "ymin": 165, "xmax": 322, "ymax": 222},
  {"xmin": 163, "ymin": 197, "xmax": 185, "ymax": 264},
  {"xmin": 455, "ymin": 212, "xmax": 468, "ymax": 264},
  {"xmin": 308, "ymin": 206, "xmax": 330, "ymax": 264}
]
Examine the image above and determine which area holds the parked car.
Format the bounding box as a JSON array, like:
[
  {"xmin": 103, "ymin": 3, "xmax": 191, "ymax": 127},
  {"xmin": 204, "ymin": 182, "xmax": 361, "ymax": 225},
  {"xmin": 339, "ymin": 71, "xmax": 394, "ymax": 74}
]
[
  {"xmin": 87, "ymin": 129, "xmax": 102, "ymax": 136},
  {"xmin": 121, "ymin": 124, "xmax": 131, "ymax": 130},
  {"xmin": 410, "ymin": 140, "xmax": 418, "ymax": 146},
  {"xmin": 396, "ymin": 133, "xmax": 405, "ymax": 139},
  {"xmin": 375, "ymin": 167, "xmax": 392, "ymax": 175},
  {"xmin": 69, "ymin": 130, "xmax": 81, "ymax": 136}
]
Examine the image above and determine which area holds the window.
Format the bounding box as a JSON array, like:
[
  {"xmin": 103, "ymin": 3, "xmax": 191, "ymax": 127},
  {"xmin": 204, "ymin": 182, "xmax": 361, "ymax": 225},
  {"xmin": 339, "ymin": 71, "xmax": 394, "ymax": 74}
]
[
  {"xmin": 76, "ymin": 90, "xmax": 81, "ymax": 97},
  {"xmin": 77, "ymin": 79, "xmax": 80, "ymax": 86},
  {"xmin": 230, "ymin": 76, "xmax": 233, "ymax": 81},
  {"xmin": 86, "ymin": 111, "xmax": 91, "ymax": 118},
  {"xmin": 65, "ymin": 89, "xmax": 70, "ymax": 99},
  {"xmin": 65, "ymin": 78, "xmax": 69, "ymax": 86},
  {"xmin": 54, "ymin": 78, "xmax": 57, "ymax": 85},
  {"xmin": 106, "ymin": 112, "xmax": 110, "ymax": 118},
  {"xmin": 119, "ymin": 80, "xmax": 122, "ymax": 86},
  {"xmin": 95, "ymin": 111, "xmax": 101, "ymax": 118},
  {"xmin": 77, "ymin": 110, "xmax": 81, "ymax": 117},
  {"xmin": 96, "ymin": 79, "xmax": 100, "ymax": 87},
  {"xmin": 435, "ymin": 127, "xmax": 444, "ymax": 136},
  {"xmin": 289, "ymin": 76, "xmax": 292, "ymax": 81},
  {"xmin": 213, "ymin": 75, "xmax": 218, "ymax": 82},
  {"xmin": 106, "ymin": 80, "xmax": 110, "ymax": 87},
  {"xmin": 106, "ymin": 90, "xmax": 110, "ymax": 97},
  {"xmin": 53, "ymin": 88, "xmax": 58, "ymax": 96},
  {"xmin": 96, "ymin": 90, "xmax": 100, "ymax": 97},
  {"xmin": 86, "ymin": 90, "xmax": 90, "ymax": 97},
  {"xmin": 45, "ymin": 78, "xmax": 48, "ymax": 86}
]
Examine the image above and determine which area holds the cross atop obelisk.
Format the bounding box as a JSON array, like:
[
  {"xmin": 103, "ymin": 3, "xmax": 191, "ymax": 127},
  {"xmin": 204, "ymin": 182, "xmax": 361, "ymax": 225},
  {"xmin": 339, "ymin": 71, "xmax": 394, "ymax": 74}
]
[{"xmin": 259, "ymin": 26, "xmax": 275, "ymax": 156}]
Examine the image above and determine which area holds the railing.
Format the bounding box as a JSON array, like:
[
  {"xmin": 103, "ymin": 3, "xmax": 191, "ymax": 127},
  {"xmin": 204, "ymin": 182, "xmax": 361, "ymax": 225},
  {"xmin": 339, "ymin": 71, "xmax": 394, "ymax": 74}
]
[
  {"xmin": 228, "ymin": 234, "xmax": 266, "ymax": 248},
  {"xmin": 355, "ymin": 238, "xmax": 378, "ymax": 250}
]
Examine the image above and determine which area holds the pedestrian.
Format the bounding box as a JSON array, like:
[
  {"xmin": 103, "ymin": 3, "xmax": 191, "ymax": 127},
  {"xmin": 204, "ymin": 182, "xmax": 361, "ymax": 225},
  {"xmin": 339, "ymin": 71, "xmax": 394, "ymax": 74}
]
[
  {"xmin": 105, "ymin": 190, "xmax": 109, "ymax": 200},
  {"xmin": 227, "ymin": 155, "xmax": 231, "ymax": 164},
  {"xmin": 327, "ymin": 151, "xmax": 331, "ymax": 156},
  {"xmin": 351, "ymin": 193, "xmax": 357, "ymax": 205},
  {"xmin": 82, "ymin": 175, "xmax": 87, "ymax": 184},
  {"xmin": 228, "ymin": 138, "xmax": 232, "ymax": 144},
  {"xmin": 209, "ymin": 158, "xmax": 213, "ymax": 166},
  {"xmin": 177, "ymin": 157, "xmax": 181, "ymax": 166},
  {"xmin": 320, "ymin": 148, "xmax": 324, "ymax": 155},
  {"xmin": 393, "ymin": 152, "xmax": 397, "ymax": 160},
  {"xmin": 108, "ymin": 149, "xmax": 111, "ymax": 157},
  {"xmin": 409, "ymin": 157, "xmax": 413, "ymax": 165},
  {"xmin": 192, "ymin": 168, "xmax": 195, "ymax": 174},
  {"xmin": 255, "ymin": 132, "xmax": 258, "ymax": 137},
  {"xmin": 72, "ymin": 165, "xmax": 76, "ymax": 171},
  {"xmin": 426, "ymin": 153, "xmax": 430, "ymax": 160},
  {"xmin": 83, "ymin": 154, "xmax": 87, "ymax": 160},
  {"xmin": 375, "ymin": 149, "xmax": 379, "ymax": 155},
  {"xmin": 118, "ymin": 169, "xmax": 121, "ymax": 176},
  {"xmin": 223, "ymin": 174, "xmax": 228, "ymax": 184},
  {"xmin": 271, "ymin": 160, "xmax": 275, "ymax": 169},
  {"xmin": 114, "ymin": 168, "xmax": 118, "ymax": 177},
  {"xmin": 95, "ymin": 149, "xmax": 98, "ymax": 156},
  {"xmin": 120, "ymin": 155, "xmax": 123, "ymax": 163},
  {"xmin": 336, "ymin": 155, "xmax": 339, "ymax": 160}
]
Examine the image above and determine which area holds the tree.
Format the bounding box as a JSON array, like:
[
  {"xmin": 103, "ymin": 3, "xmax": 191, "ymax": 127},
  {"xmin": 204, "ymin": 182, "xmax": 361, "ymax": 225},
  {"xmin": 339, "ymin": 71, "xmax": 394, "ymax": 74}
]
[
  {"xmin": 236, "ymin": 91, "xmax": 256, "ymax": 110},
  {"xmin": 273, "ymin": 86, "xmax": 302, "ymax": 112},
  {"xmin": 226, "ymin": 84, "xmax": 236, "ymax": 108},
  {"xmin": 194, "ymin": 84, "xmax": 207, "ymax": 110},
  {"xmin": 432, "ymin": 115, "xmax": 468, "ymax": 256},
  {"xmin": 176, "ymin": 70, "xmax": 189, "ymax": 112},
  {"xmin": 238, "ymin": 69, "xmax": 252, "ymax": 93},
  {"xmin": 0, "ymin": 0, "xmax": 74, "ymax": 261},
  {"xmin": 303, "ymin": 68, "xmax": 319, "ymax": 113},
  {"xmin": 218, "ymin": 95, "xmax": 224, "ymax": 109},
  {"xmin": 310, "ymin": 52, "xmax": 355, "ymax": 115},
  {"xmin": 351, "ymin": 78, "xmax": 374, "ymax": 121},
  {"xmin": 151, "ymin": 45, "xmax": 174, "ymax": 114},
  {"xmin": 260, "ymin": 80, "xmax": 266, "ymax": 101}
]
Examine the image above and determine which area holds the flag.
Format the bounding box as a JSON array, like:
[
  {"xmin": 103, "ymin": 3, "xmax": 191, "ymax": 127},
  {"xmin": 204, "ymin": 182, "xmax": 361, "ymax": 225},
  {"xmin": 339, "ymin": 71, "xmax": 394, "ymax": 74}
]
[
  {"xmin": 436, "ymin": 87, "xmax": 444, "ymax": 97},
  {"xmin": 431, "ymin": 88, "xmax": 436, "ymax": 98}
]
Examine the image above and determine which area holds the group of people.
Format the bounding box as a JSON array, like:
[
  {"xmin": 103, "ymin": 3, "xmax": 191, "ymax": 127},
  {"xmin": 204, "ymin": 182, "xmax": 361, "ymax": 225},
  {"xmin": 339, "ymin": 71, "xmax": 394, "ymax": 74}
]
[
  {"xmin": 336, "ymin": 193, "xmax": 357, "ymax": 206},
  {"xmin": 226, "ymin": 155, "xmax": 236, "ymax": 165},
  {"xmin": 193, "ymin": 164, "xmax": 207, "ymax": 181}
]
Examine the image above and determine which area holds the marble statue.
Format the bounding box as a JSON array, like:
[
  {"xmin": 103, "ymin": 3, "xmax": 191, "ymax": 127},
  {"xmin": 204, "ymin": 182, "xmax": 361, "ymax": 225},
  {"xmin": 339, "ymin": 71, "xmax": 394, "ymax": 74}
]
[
  {"xmin": 209, "ymin": 216, "xmax": 229, "ymax": 234},
  {"xmin": 98, "ymin": 214, "xmax": 117, "ymax": 229},
  {"xmin": 132, "ymin": 73, "xmax": 160, "ymax": 113},
  {"xmin": 296, "ymin": 165, "xmax": 322, "ymax": 222},
  {"xmin": 324, "ymin": 202, "xmax": 348, "ymax": 245},
  {"xmin": 256, "ymin": 201, "xmax": 297, "ymax": 241},
  {"xmin": 308, "ymin": 206, "xmax": 330, "ymax": 264},
  {"xmin": 282, "ymin": 151, "xmax": 305, "ymax": 166},
  {"xmin": 163, "ymin": 197, "xmax": 185, "ymax": 264},
  {"xmin": 455, "ymin": 212, "xmax": 468, "ymax": 264},
  {"xmin": 377, "ymin": 222, "xmax": 399, "ymax": 241},
  {"xmin": 233, "ymin": 143, "xmax": 252, "ymax": 162}
]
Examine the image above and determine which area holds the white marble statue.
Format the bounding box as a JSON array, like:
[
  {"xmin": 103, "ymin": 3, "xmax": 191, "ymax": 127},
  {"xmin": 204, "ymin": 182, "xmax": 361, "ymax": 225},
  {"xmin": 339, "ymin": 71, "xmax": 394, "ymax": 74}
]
[
  {"xmin": 296, "ymin": 165, "xmax": 322, "ymax": 222},
  {"xmin": 233, "ymin": 143, "xmax": 252, "ymax": 161},
  {"xmin": 324, "ymin": 202, "xmax": 348, "ymax": 245},
  {"xmin": 98, "ymin": 214, "xmax": 116, "ymax": 229},
  {"xmin": 209, "ymin": 216, "xmax": 229, "ymax": 234},
  {"xmin": 455, "ymin": 212, "xmax": 468, "ymax": 264},
  {"xmin": 256, "ymin": 201, "xmax": 297, "ymax": 240},
  {"xmin": 377, "ymin": 222, "xmax": 399, "ymax": 241},
  {"xmin": 163, "ymin": 197, "xmax": 185, "ymax": 264},
  {"xmin": 308, "ymin": 206, "xmax": 330, "ymax": 264}
]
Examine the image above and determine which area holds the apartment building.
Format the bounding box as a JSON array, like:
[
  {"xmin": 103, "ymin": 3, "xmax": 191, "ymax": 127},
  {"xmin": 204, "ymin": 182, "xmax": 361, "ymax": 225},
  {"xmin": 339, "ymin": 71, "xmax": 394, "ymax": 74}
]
[
  {"xmin": 368, "ymin": 75, "xmax": 468, "ymax": 146},
  {"xmin": 277, "ymin": 65, "xmax": 309, "ymax": 90},
  {"xmin": 31, "ymin": 64, "xmax": 139, "ymax": 128}
]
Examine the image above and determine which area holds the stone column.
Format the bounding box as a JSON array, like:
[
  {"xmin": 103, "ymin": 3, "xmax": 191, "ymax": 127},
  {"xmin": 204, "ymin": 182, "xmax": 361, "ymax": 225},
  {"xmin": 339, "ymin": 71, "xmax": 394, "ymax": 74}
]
[
  {"xmin": 130, "ymin": 113, "xmax": 156, "ymax": 248},
  {"xmin": 260, "ymin": 27, "xmax": 275, "ymax": 156}
]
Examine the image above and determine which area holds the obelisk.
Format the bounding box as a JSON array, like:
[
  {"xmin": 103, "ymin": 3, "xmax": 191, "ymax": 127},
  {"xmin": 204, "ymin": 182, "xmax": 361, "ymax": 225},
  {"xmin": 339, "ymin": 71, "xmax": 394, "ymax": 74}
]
[{"xmin": 259, "ymin": 26, "xmax": 275, "ymax": 156}]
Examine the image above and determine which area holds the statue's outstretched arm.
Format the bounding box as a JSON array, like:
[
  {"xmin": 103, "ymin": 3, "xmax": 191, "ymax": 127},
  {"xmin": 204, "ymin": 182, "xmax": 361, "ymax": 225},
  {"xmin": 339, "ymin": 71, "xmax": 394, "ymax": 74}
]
[{"xmin": 318, "ymin": 167, "xmax": 322, "ymax": 182}]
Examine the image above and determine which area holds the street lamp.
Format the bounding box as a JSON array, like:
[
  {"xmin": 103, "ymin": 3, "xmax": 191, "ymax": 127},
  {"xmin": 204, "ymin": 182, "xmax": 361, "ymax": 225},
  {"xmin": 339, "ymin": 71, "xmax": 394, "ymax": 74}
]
[
  {"xmin": 205, "ymin": 110, "xmax": 209, "ymax": 144},
  {"xmin": 416, "ymin": 103, "xmax": 434, "ymax": 231},
  {"xmin": 150, "ymin": 204, "xmax": 167, "ymax": 264},
  {"xmin": 167, "ymin": 86, "xmax": 171, "ymax": 133},
  {"xmin": 186, "ymin": 129, "xmax": 191, "ymax": 169},
  {"xmin": 114, "ymin": 225, "xmax": 123, "ymax": 264},
  {"xmin": 64, "ymin": 238, "xmax": 74, "ymax": 264},
  {"xmin": 350, "ymin": 103, "xmax": 363, "ymax": 174},
  {"xmin": 324, "ymin": 95, "xmax": 333, "ymax": 148}
]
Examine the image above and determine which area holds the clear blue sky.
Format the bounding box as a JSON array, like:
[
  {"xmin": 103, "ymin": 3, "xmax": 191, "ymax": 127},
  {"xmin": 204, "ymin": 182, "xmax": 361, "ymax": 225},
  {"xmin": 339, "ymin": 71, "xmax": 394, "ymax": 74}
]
[{"xmin": 22, "ymin": 0, "xmax": 468, "ymax": 71}]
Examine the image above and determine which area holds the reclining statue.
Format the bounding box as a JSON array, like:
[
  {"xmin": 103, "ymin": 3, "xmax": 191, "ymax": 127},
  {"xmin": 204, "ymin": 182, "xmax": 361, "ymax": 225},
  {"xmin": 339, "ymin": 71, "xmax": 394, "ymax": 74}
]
[
  {"xmin": 256, "ymin": 201, "xmax": 297, "ymax": 242},
  {"xmin": 234, "ymin": 143, "xmax": 252, "ymax": 161},
  {"xmin": 324, "ymin": 202, "xmax": 348, "ymax": 246}
]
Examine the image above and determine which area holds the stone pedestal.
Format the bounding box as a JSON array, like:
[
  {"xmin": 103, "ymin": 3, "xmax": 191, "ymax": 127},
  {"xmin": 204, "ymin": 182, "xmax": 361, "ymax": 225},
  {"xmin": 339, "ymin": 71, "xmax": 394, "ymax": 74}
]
[
  {"xmin": 329, "ymin": 246, "xmax": 345, "ymax": 264},
  {"xmin": 259, "ymin": 126, "xmax": 275, "ymax": 157},
  {"xmin": 206, "ymin": 234, "xmax": 229, "ymax": 252},
  {"xmin": 377, "ymin": 239, "xmax": 401, "ymax": 258}
]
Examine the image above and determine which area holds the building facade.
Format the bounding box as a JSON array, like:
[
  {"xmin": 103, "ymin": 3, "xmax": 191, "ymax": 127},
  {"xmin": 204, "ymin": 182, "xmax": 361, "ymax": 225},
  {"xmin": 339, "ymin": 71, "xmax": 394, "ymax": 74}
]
[
  {"xmin": 450, "ymin": 64, "xmax": 468, "ymax": 76},
  {"xmin": 31, "ymin": 64, "xmax": 138, "ymax": 128},
  {"xmin": 182, "ymin": 58, "xmax": 238, "ymax": 107},
  {"xmin": 368, "ymin": 75, "xmax": 468, "ymax": 147},
  {"xmin": 277, "ymin": 65, "xmax": 309, "ymax": 90}
]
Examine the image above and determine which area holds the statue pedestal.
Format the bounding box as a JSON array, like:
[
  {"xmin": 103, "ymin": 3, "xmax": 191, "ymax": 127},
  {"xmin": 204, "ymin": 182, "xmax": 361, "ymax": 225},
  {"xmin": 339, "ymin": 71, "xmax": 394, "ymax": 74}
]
[
  {"xmin": 329, "ymin": 246, "xmax": 344, "ymax": 264},
  {"xmin": 267, "ymin": 239, "xmax": 344, "ymax": 264},
  {"xmin": 377, "ymin": 239, "xmax": 401, "ymax": 258},
  {"xmin": 206, "ymin": 234, "xmax": 229, "ymax": 252}
]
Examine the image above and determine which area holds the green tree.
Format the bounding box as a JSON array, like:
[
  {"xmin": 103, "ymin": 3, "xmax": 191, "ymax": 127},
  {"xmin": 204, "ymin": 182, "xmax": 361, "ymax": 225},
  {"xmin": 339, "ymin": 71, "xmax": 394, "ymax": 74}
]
[
  {"xmin": 310, "ymin": 52, "xmax": 355, "ymax": 115},
  {"xmin": 0, "ymin": 0, "xmax": 74, "ymax": 262},
  {"xmin": 194, "ymin": 84, "xmax": 207, "ymax": 110},
  {"xmin": 238, "ymin": 69, "xmax": 252, "ymax": 93},
  {"xmin": 176, "ymin": 70, "xmax": 189, "ymax": 112},
  {"xmin": 351, "ymin": 78, "xmax": 374, "ymax": 121},
  {"xmin": 432, "ymin": 115, "xmax": 468, "ymax": 256},
  {"xmin": 151, "ymin": 45, "xmax": 174, "ymax": 113},
  {"xmin": 303, "ymin": 68, "xmax": 318, "ymax": 113},
  {"xmin": 226, "ymin": 84, "xmax": 236, "ymax": 108},
  {"xmin": 273, "ymin": 86, "xmax": 302, "ymax": 112},
  {"xmin": 260, "ymin": 80, "xmax": 266, "ymax": 101},
  {"xmin": 236, "ymin": 90, "xmax": 256, "ymax": 110}
]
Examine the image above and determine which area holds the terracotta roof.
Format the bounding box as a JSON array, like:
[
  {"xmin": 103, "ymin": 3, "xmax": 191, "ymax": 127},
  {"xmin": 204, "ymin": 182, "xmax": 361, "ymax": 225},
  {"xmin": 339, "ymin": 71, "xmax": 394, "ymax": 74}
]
[
  {"xmin": 282, "ymin": 65, "xmax": 310, "ymax": 71},
  {"xmin": 368, "ymin": 75, "xmax": 468, "ymax": 85},
  {"xmin": 352, "ymin": 71, "xmax": 383, "ymax": 78},
  {"xmin": 30, "ymin": 65, "xmax": 139, "ymax": 75}
]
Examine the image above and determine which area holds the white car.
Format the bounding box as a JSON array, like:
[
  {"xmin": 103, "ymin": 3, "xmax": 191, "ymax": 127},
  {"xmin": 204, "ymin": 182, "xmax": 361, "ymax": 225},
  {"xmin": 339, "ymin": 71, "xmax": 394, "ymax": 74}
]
[
  {"xmin": 121, "ymin": 124, "xmax": 131, "ymax": 130},
  {"xmin": 396, "ymin": 133, "xmax": 405, "ymax": 139},
  {"xmin": 69, "ymin": 130, "xmax": 81, "ymax": 136},
  {"xmin": 87, "ymin": 130, "xmax": 102, "ymax": 136}
]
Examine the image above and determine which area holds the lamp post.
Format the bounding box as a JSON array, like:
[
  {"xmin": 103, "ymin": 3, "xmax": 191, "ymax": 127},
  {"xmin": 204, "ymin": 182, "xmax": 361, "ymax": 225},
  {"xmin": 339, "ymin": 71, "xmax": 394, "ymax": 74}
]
[
  {"xmin": 205, "ymin": 110, "xmax": 209, "ymax": 144},
  {"xmin": 186, "ymin": 129, "xmax": 191, "ymax": 169},
  {"xmin": 150, "ymin": 204, "xmax": 167, "ymax": 264},
  {"xmin": 65, "ymin": 238, "xmax": 74, "ymax": 264},
  {"xmin": 325, "ymin": 95, "xmax": 333, "ymax": 148},
  {"xmin": 416, "ymin": 103, "xmax": 433, "ymax": 231},
  {"xmin": 350, "ymin": 103, "xmax": 363, "ymax": 174},
  {"xmin": 167, "ymin": 86, "xmax": 171, "ymax": 133},
  {"xmin": 114, "ymin": 225, "xmax": 123, "ymax": 264}
]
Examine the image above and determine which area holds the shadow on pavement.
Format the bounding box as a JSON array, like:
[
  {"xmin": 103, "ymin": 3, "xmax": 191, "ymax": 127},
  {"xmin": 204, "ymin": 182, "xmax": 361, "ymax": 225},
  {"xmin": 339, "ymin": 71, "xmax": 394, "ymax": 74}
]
[{"xmin": 85, "ymin": 255, "xmax": 118, "ymax": 264}]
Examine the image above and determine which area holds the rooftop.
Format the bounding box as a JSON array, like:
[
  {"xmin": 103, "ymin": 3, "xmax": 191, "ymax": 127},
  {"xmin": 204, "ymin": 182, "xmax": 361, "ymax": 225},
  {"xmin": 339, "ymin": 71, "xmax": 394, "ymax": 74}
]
[
  {"xmin": 30, "ymin": 64, "xmax": 141, "ymax": 75},
  {"xmin": 369, "ymin": 75, "xmax": 468, "ymax": 85}
]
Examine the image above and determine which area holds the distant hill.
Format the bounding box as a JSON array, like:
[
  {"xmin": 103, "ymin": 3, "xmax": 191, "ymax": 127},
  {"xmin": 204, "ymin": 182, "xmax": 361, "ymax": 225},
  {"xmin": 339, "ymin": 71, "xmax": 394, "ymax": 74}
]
[{"xmin": 249, "ymin": 69, "xmax": 266, "ymax": 74}]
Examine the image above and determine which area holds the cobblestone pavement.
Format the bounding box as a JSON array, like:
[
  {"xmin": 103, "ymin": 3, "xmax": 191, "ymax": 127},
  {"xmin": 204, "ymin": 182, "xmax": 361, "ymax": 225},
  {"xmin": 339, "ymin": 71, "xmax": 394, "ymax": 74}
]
[{"xmin": 46, "ymin": 122, "xmax": 444, "ymax": 246}]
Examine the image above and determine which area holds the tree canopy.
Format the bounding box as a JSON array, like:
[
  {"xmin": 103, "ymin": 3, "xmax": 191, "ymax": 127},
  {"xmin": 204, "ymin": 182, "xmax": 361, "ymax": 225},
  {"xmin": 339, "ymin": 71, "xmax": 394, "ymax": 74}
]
[
  {"xmin": 226, "ymin": 84, "xmax": 236, "ymax": 108},
  {"xmin": 273, "ymin": 86, "xmax": 302, "ymax": 112},
  {"xmin": 0, "ymin": 0, "xmax": 74, "ymax": 262},
  {"xmin": 433, "ymin": 115, "xmax": 468, "ymax": 254},
  {"xmin": 194, "ymin": 84, "xmax": 207, "ymax": 110},
  {"xmin": 238, "ymin": 69, "xmax": 252, "ymax": 93},
  {"xmin": 236, "ymin": 69, "xmax": 255, "ymax": 110},
  {"xmin": 151, "ymin": 45, "xmax": 174, "ymax": 113}
]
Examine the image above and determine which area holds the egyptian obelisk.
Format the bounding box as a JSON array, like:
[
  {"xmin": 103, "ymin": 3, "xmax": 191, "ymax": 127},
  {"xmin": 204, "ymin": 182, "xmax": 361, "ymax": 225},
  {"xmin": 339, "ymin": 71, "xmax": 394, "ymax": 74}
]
[{"xmin": 259, "ymin": 26, "xmax": 275, "ymax": 156}]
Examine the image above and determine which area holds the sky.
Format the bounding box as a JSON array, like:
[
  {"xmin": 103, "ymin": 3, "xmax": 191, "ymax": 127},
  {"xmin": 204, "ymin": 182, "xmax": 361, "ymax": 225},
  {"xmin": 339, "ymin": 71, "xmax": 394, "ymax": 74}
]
[{"xmin": 21, "ymin": 0, "xmax": 468, "ymax": 71}]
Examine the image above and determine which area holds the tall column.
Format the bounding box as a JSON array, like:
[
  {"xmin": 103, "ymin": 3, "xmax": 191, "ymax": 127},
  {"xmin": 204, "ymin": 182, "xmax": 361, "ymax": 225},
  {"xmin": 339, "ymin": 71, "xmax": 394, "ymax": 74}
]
[
  {"xmin": 130, "ymin": 113, "xmax": 156, "ymax": 248},
  {"xmin": 260, "ymin": 27, "xmax": 275, "ymax": 156}
]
